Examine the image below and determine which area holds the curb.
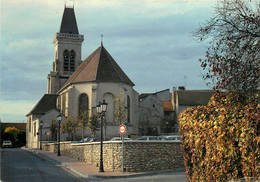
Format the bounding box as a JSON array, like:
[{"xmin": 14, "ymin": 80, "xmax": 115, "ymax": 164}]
[{"xmin": 21, "ymin": 147, "xmax": 185, "ymax": 179}]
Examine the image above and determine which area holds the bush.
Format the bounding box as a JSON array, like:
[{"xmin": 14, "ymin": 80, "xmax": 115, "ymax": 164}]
[{"xmin": 179, "ymin": 92, "xmax": 259, "ymax": 181}]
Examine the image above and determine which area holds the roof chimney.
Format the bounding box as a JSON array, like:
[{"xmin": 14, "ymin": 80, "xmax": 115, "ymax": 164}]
[{"xmin": 178, "ymin": 86, "xmax": 185, "ymax": 91}]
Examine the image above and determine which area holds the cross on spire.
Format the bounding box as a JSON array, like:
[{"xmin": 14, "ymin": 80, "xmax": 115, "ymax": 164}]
[
  {"xmin": 101, "ymin": 34, "xmax": 104, "ymax": 46},
  {"xmin": 65, "ymin": 0, "xmax": 74, "ymax": 8}
]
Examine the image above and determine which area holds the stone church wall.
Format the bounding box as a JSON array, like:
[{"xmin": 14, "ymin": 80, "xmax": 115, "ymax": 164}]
[{"xmin": 42, "ymin": 141, "xmax": 184, "ymax": 172}]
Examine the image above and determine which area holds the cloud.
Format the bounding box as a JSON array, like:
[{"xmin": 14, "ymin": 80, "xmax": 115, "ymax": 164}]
[
  {"xmin": 1, "ymin": 0, "xmax": 217, "ymax": 122},
  {"xmin": 0, "ymin": 100, "xmax": 37, "ymax": 122}
]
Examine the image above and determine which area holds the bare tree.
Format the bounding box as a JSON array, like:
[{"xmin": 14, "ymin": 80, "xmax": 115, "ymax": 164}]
[
  {"xmin": 113, "ymin": 92, "xmax": 127, "ymax": 125},
  {"xmin": 78, "ymin": 109, "xmax": 89, "ymax": 140},
  {"xmin": 62, "ymin": 115, "xmax": 78, "ymax": 141},
  {"xmin": 194, "ymin": 0, "xmax": 260, "ymax": 99},
  {"xmin": 88, "ymin": 114, "xmax": 99, "ymax": 137},
  {"xmin": 49, "ymin": 120, "xmax": 57, "ymax": 141}
]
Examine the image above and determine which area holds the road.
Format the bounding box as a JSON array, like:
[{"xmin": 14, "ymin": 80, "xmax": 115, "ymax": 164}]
[
  {"xmin": 104, "ymin": 172, "xmax": 186, "ymax": 182},
  {"xmin": 0, "ymin": 148, "xmax": 86, "ymax": 182}
]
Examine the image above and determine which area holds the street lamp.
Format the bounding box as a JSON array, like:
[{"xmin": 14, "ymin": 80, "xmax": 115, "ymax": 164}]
[
  {"xmin": 96, "ymin": 100, "xmax": 108, "ymax": 172},
  {"xmin": 39, "ymin": 121, "xmax": 43, "ymax": 150},
  {"xmin": 57, "ymin": 113, "xmax": 62, "ymax": 156}
]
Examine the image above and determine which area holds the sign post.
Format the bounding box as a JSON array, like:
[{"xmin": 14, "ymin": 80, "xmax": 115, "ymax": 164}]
[{"xmin": 118, "ymin": 124, "xmax": 127, "ymax": 173}]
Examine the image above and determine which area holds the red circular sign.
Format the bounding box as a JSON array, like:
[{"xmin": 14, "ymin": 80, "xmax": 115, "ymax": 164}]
[{"xmin": 119, "ymin": 124, "xmax": 127, "ymax": 134}]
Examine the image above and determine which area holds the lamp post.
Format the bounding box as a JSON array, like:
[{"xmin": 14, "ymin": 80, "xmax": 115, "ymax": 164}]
[
  {"xmin": 96, "ymin": 100, "xmax": 108, "ymax": 172},
  {"xmin": 57, "ymin": 113, "xmax": 62, "ymax": 156},
  {"xmin": 39, "ymin": 121, "xmax": 43, "ymax": 150}
]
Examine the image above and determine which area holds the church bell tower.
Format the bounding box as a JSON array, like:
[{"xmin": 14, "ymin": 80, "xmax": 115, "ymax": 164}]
[{"xmin": 47, "ymin": 6, "xmax": 84, "ymax": 94}]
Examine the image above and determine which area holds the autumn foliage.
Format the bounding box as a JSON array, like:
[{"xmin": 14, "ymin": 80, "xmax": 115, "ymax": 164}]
[{"xmin": 179, "ymin": 92, "xmax": 259, "ymax": 181}]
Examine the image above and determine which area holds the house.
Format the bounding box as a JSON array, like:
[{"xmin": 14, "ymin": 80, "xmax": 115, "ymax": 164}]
[
  {"xmin": 26, "ymin": 94, "xmax": 59, "ymax": 148},
  {"xmin": 139, "ymin": 89, "xmax": 176, "ymax": 135},
  {"xmin": 138, "ymin": 95, "xmax": 164, "ymax": 135},
  {"xmin": 138, "ymin": 87, "xmax": 215, "ymax": 134},
  {"xmin": 172, "ymin": 88, "xmax": 215, "ymax": 131}
]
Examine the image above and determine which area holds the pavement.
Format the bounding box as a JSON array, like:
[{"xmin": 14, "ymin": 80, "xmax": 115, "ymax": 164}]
[{"xmin": 21, "ymin": 147, "xmax": 186, "ymax": 180}]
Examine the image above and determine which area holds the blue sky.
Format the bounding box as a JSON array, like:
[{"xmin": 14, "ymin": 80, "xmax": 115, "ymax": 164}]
[{"xmin": 1, "ymin": 0, "xmax": 217, "ymax": 123}]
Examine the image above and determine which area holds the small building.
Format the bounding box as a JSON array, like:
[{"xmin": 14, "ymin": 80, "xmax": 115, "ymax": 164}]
[
  {"xmin": 172, "ymin": 89, "xmax": 215, "ymax": 131},
  {"xmin": 26, "ymin": 94, "xmax": 58, "ymax": 148},
  {"xmin": 138, "ymin": 88, "xmax": 215, "ymax": 134}
]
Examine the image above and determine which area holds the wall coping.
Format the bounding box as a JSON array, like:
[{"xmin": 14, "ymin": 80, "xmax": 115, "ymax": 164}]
[{"xmin": 43, "ymin": 140, "xmax": 181, "ymax": 146}]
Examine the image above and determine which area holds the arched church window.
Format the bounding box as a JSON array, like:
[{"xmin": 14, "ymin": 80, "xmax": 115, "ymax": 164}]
[
  {"xmin": 79, "ymin": 93, "xmax": 89, "ymax": 115},
  {"xmin": 63, "ymin": 50, "xmax": 69, "ymax": 71},
  {"xmin": 70, "ymin": 50, "xmax": 76, "ymax": 71},
  {"xmin": 127, "ymin": 95, "xmax": 130, "ymax": 123}
]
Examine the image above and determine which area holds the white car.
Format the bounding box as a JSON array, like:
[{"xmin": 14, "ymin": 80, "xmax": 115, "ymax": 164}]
[
  {"xmin": 164, "ymin": 135, "xmax": 181, "ymax": 142},
  {"xmin": 2, "ymin": 140, "xmax": 13, "ymax": 148},
  {"xmin": 131, "ymin": 136, "xmax": 168, "ymax": 141},
  {"xmin": 110, "ymin": 137, "xmax": 130, "ymax": 141}
]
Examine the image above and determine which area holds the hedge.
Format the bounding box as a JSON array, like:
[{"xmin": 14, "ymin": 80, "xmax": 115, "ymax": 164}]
[{"xmin": 179, "ymin": 92, "xmax": 259, "ymax": 181}]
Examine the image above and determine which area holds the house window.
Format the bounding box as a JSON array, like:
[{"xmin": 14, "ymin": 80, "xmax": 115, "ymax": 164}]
[
  {"xmin": 63, "ymin": 49, "xmax": 76, "ymax": 72},
  {"xmin": 127, "ymin": 95, "xmax": 130, "ymax": 123},
  {"xmin": 79, "ymin": 93, "xmax": 89, "ymax": 115}
]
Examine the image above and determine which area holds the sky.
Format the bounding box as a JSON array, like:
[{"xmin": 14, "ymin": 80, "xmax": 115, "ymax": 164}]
[{"xmin": 1, "ymin": 0, "xmax": 217, "ymax": 123}]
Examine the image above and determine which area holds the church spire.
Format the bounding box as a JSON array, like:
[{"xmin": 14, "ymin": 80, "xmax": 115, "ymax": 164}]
[{"xmin": 59, "ymin": 6, "xmax": 79, "ymax": 34}]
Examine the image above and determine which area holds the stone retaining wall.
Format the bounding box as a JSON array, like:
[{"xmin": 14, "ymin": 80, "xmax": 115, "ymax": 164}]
[{"xmin": 42, "ymin": 141, "xmax": 184, "ymax": 172}]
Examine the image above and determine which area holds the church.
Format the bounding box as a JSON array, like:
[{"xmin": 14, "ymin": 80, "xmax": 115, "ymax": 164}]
[{"xmin": 26, "ymin": 5, "xmax": 139, "ymax": 148}]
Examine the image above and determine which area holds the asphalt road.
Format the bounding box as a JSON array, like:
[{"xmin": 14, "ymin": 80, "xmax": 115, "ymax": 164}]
[
  {"xmin": 104, "ymin": 172, "xmax": 186, "ymax": 182},
  {"xmin": 0, "ymin": 148, "xmax": 86, "ymax": 182}
]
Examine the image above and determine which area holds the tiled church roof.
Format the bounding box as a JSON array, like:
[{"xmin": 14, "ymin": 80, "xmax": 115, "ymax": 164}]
[
  {"xmin": 60, "ymin": 45, "xmax": 134, "ymax": 91},
  {"xmin": 59, "ymin": 7, "xmax": 79, "ymax": 34}
]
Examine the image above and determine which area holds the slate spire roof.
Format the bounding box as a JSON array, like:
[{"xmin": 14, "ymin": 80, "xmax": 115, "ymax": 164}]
[
  {"xmin": 60, "ymin": 45, "xmax": 134, "ymax": 91},
  {"xmin": 59, "ymin": 7, "xmax": 79, "ymax": 34}
]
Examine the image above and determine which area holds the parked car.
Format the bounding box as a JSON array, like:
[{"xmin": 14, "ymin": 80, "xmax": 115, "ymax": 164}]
[
  {"xmin": 79, "ymin": 137, "xmax": 101, "ymax": 143},
  {"xmin": 164, "ymin": 135, "xmax": 181, "ymax": 142},
  {"xmin": 131, "ymin": 136, "xmax": 168, "ymax": 141},
  {"xmin": 110, "ymin": 137, "xmax": 130, "ymax": 141},
  {"xmin": 2, "ymin": 140, "xmax": 13, "ymax": 148},
  {"xmin": 79, "ymin": 137, "xmax": 93, "ymax": 143}
]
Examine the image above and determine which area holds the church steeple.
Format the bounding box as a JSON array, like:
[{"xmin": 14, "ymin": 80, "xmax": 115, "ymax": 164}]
[
  {"xmin": 59, "ymin": 7, "xmax": 79, "ymax": 34},
  {"xmin": 47, "ymin": 6, "xmax": 84, "ymax": 94}
]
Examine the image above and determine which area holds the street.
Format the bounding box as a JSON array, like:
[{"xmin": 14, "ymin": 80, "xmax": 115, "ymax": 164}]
[
  {"xmin": 0, "ymin": 148, "xmax": 186, "ymax": 182},
  {"xmin": 0, "ymin": 148, "xmax": 85, "ymax": 182},
  {"xmin": 104, "ymin": 172, "xmax": 186, "ymax": 182}
]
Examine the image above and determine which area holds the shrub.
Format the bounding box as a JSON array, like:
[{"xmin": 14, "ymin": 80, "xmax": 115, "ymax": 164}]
[{"xmin": 179, "ymin": 92, "xmax": 259, "ymax": 181}]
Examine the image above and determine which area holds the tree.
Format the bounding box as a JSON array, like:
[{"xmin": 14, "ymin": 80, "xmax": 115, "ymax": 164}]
[
  {"xmin": 179, "ymin": 92, "xmax": 259, "ymax": 181},
  {"xmin": 4, "ymin": 127, "xmax": 19, "ymax": 134},
  {"xmin": 113, "ymin": 92, "xmax": 127, "ymax": 125},
  {"xmin": 194, "ymin": 0, "xmax": 260, "ymax": 99},
  {"xmin": 62, "ymin": 115, "xmax": 79, "ymax": 141},
  {"xmin": 49, "ymin": 120, "xmax": 57, "ymax": 141},
  {"xmin": 0, "ymin": 122, "xmax": 6, "ymax": 143},
  {"xmin": 88, "ymin": 114, "xmax": 99, "ymax": 137},
  {"xmin": 78, "ymin": 109, "xmax": 89, "ymax": 140}
]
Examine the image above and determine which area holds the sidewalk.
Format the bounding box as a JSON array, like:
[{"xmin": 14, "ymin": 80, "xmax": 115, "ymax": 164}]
[{"xmin": 21, "ymin": 147, "xmax": 185, "ymax": 180}]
